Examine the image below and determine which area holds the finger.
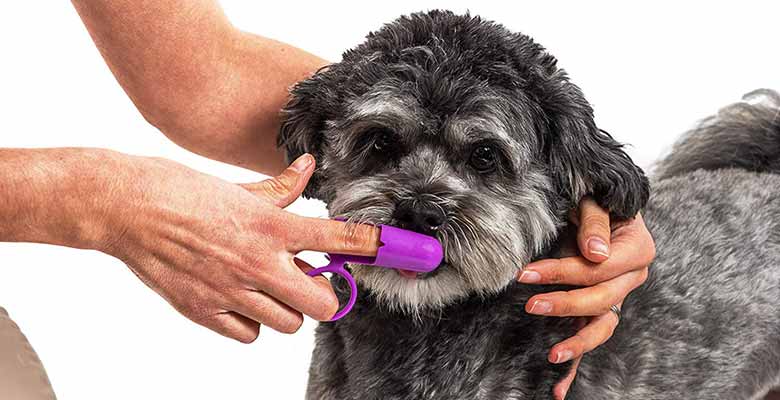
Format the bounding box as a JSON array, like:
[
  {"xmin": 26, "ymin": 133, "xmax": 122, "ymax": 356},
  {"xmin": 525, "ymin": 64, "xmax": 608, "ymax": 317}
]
[
  {"xmin": 610, "ymin": 212, "xmax": 656, "ymax": 266},
  {"xmin": 241, "ymin": 153, "xmax": 315, "ymax": 208},
  {"xmin": 293, "ymin": 257, "xmax": 331, "ymax": 287},
  {"xmin": 519, "ymin": 213, "xmax": 654, "ymax": 286},
  {"xmin": 518, "ymin": 254, "xmax": 646, "ymax": 286},
  {"xmin": 525, "ymin": 268, "xmax": 646, "ymax": 317},
  {"xmin": 285, "ymin": 216, "xmax": 381, "ymax": 257},
  {"xmin": 201, "ymin": 311, "xmax": 261, "ymax": 344},
  {"xmin": 229, "ymin": 289, "xmax": 304, "ymax": 334},
  {"xmin": 256, "ymin": 256, "xmax": 340, "ymax": 321},
  {"xmin": 553, "ymin": 356, "xmax": 581, "ymax": 400},
  {"xmin": 549, "ymin": 308, "xmax": 621, "ymax": 364},
  {"xmin": 576, "ymin": 196, "xmax": 611, "ymax": 263}
]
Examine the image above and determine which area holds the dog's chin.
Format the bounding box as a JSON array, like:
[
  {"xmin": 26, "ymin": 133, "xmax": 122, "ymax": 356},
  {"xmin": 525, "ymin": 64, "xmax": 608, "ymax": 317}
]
[
  {"xmin": 352, "ymin": 265, "xmax": 470, "ymax": 313},
  {"xmin": 350, "ymin": 261, "xmax": 517, "ymax": 314}
]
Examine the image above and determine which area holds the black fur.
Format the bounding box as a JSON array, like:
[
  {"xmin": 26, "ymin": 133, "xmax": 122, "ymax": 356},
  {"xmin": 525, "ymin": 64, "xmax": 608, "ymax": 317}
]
[
  {"xmin": 278, "ymin": 10, "xmax": 649, "ymax": 217},
  {"xmin": 276, "ymin": 10, "xmax": 780, "ymax": 400}
]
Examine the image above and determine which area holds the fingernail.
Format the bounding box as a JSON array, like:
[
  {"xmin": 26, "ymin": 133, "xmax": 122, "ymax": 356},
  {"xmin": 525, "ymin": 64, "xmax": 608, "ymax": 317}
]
[
  {"xmin": 587, "ymin": 237, "xmax": 609, "ymax": 257},
  {"xmin": 518, "ymin": 270, "xmax": 541, "ymax": 283},
  {"xmin": 554, "ymin": 349, "xmax": 574, "ymax": 364},
  {"xmin": 528, "ymin": 300, "xmax": 553, "ymax": 315},
  {"xmin": 291, "ymin": 153, "xmax": 313, "ymax": 172}
]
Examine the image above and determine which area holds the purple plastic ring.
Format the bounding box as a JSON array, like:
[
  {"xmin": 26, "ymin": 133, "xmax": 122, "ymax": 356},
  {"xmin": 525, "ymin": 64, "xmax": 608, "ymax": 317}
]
[
  {"xmin": 306, "ymin": 223, "xmax": 443, "ymax": 321},
  {"xmin": 306, "ymin": 254, "xmax": 359, "ymax": 321}
]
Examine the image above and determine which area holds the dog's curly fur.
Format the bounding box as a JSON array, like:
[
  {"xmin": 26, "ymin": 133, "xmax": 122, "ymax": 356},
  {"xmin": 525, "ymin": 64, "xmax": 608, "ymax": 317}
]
[{"xmin": 278, "ymin": 11, "xmax": 780, "ymax": 399}]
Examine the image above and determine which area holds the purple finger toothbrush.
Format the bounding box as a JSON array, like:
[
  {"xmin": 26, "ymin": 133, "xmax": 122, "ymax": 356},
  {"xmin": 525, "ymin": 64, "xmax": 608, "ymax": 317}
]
[{"xmin": 306, "ymin": 224, "xmax": 443, "ymax": 321}]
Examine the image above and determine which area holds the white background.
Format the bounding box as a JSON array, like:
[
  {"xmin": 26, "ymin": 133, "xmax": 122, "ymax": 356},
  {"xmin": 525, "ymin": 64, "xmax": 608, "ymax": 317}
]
[{"xmin": 1, "ymin": 1, "xmax": 778, "ymax": 399}]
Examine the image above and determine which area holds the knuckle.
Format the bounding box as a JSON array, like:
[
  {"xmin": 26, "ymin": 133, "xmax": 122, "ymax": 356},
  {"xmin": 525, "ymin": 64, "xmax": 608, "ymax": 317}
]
[
  {"xmin": 279, "ymin": 314, "xmax": 304, "ymax": 334},
  {"xmin": 248, "ymin": 299, "xmax": 274, "ymax": 321},
  {"xmin": 221, "ymin": 287, "xmax": 248, "ymax": 307},
  {"xmin": 263, "ymin": 177, "xmax": 293, "ymax": 199},
  {"xmin": 548, "ymin": 269, "xmax": 567, "ymax": 284},
  {"xmin": 582, "ymin": 214, "xmax": 610, "ymax": 233},
  {"xmin": 644, "ymin": 240, "xmax": 657, "ymax": 264},
  {"xmin": 337, "ymin": 223, "xmax": 379, "ymax": 254},
  {"xmin": 599, "ymin": 292, "xmax": 619, "ymax": 313},
  {"xmin": 572, "ymin": 334, "xmax": 592, "ymax": 354},
  {"xmin": 341, "ymin": 229, "xmax": 368, "ymax": 252},
  {"xmin": 180, "ymin": 299, "xmax": 213, "ymax": 322},
  {"xmin": 242, "ymin": 257, "xmax": 274, "ymax": 286},
  {"xmin": 213, "ymin": 316, "xmax": 259, "ymax": 344},
  {"xmin": 637, "ymin": 267, "xmax": 649, "ymax": 285},
  {"xmin": 556, "ymin": 297, "xmax": 574, "ymax": 316},
  {"xmin": 584, "ymin": 267, "xmax": 603, "ymax": 286},
  {"xmin": 314, "ymin": 292, "xmax": 339, "ymax": 321},
  {"xmin": 235, "ymin": 329, "xmax": 259, "ymax": 344}
]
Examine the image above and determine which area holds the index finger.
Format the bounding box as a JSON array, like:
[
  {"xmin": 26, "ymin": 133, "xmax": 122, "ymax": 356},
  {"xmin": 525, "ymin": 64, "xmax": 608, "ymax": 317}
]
[{"xmin": 285, "ymin": 215, "xmax": 382, "ymax": 256}]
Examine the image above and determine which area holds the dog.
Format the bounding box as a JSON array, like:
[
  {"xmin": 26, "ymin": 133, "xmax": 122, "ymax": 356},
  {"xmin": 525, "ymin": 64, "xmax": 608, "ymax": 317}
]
[{"xmin": 277, "ymin": 10, "xmax": 780, "ymax": 399}]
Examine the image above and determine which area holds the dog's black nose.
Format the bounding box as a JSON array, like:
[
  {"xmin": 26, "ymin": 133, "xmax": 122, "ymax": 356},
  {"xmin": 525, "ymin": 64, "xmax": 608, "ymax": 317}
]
[{"xmin": 394, "ymin": 201, "xmax": 447, "ymax": 236}]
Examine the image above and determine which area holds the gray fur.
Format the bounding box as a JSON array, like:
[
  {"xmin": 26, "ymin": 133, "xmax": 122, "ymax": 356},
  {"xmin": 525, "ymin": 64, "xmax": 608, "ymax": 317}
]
[
  {"xmin": 654, "ymin": 89, "xmax": 780, "ymax": 179},
  {"xmin": 276, "ymin": 10, "xmax": 780, "ymax": 400}
]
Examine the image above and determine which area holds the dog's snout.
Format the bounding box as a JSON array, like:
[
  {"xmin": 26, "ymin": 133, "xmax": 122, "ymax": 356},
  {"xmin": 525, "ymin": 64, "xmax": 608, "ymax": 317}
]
[{"xmin": 394, "ymin": 201, "xmax": 447, "ymax": 236}]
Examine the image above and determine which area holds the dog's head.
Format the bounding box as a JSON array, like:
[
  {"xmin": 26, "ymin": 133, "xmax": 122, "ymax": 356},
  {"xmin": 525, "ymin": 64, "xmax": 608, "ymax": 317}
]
[{"xmin": 279, "ymin": 11, "xmax": 648, "ymax": 312}]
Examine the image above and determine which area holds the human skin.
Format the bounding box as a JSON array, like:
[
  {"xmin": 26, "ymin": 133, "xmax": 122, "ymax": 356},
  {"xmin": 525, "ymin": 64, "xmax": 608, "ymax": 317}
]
[
  {"xmin": 71, "ymin": 0, "xmax": 324, "ymax": 176},
  {"xmin": 67, "ymin": 1, "xmax": 654, "ymax": 397},
  {"xmin": 524, "ymin": 203, "xmax": 654, "ymax": 399},
  {"xmin": 0, "ymin": 148, "xmax": 379, "ymax": 341}
]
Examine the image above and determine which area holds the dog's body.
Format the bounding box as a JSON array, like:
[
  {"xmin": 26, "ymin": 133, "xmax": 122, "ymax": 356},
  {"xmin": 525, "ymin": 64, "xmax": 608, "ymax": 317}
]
[
  {"xmin": 308, "ymin": 167, "xmax": 780, "ymax": 400},
  {"xmin": 277, "ymin": 11, "xmax": 780, "ymax": 399},
  {"xmin": 573, "ymin": 169, "xmax": 780, "ymax": 399}
]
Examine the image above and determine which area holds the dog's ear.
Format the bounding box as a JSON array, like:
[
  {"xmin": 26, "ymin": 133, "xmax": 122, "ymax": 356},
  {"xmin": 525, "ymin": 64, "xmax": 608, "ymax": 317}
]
[
  {"xmin": 540, "ymin": 75, "xmax": 649, "ymax": 219},
  {"xmin": 277, "ymin": 69, "xmax": 341, "ymax": 200}
]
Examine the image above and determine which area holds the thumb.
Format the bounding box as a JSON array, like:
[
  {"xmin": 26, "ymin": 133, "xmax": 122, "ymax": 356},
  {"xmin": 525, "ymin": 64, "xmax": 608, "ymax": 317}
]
[
  {"xmin": 241, "ymin": 154, "xmax": 315, "ymax": 207},
  {"xmin": 575, "ymin": 196, "xmax": 611, "ymax": 263}
]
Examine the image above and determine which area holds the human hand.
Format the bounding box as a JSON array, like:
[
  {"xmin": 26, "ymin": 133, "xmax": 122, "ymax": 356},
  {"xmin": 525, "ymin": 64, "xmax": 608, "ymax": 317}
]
[
  {"xmin": 95, "ymin": 153, "xmax": 379, "ymax": 343},
  {"xmin": 517, "ymin": 197, "xmax": 655, "ymax": 399}
]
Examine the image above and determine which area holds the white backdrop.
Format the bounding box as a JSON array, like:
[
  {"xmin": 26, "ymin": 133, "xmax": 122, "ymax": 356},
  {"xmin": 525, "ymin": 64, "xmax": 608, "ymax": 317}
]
[{"xmin": 1, "ymin": 1, "xmax": 778, "ymax": 399}]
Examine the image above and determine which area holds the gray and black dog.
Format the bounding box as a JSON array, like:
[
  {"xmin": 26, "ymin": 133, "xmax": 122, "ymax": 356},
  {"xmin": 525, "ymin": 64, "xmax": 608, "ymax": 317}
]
[{"xmin": 278, "ymin": 10, "xmax": 780, "ymax": 399}]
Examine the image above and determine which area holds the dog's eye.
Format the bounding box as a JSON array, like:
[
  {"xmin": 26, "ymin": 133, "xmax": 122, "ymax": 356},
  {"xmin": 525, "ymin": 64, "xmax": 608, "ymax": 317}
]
[
  {"xmin": 370, "ymin": 128, "xmax": 396, "ymax": 152},
  {"xmin": 470, "ymin": 145, "xmax": 497, "ymax": 173}
]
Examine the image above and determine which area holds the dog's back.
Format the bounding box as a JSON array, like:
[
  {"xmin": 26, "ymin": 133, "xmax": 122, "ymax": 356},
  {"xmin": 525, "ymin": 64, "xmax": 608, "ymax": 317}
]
[
  {"xmin": 571, "ymin": 90, "xmax": 780, "ymax": 400},
  {"xmin": 654, "ymin": 89, "xmax": 780, "ymax": 178}
]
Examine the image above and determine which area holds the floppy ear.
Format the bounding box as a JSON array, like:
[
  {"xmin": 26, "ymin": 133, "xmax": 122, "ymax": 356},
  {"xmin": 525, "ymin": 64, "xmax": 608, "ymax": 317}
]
[
  {"xmin": 541, "ymin": 75, "xmax": 649, "ymax": 220},
  {"xmin": 277, "ymin": 69, "xmax": 341, "ymax": 200}
]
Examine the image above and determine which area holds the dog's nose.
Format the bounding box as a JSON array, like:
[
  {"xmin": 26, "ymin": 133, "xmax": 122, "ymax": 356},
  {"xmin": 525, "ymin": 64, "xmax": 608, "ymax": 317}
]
[{"xmin": 394, "ymin": 201, "xmax": 447, "ymax": 236}]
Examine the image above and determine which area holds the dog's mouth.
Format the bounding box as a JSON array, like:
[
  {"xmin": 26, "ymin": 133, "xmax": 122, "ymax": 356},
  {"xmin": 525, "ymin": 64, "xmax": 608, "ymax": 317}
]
[
  {"xmin": 394, "ymin": 229, "xmax": 446, "ymax": 280},
  {"xmin": 397, "ymin": 269, "xmax": 420, "ymax": 279},
  {"xmin": 337, "ymin": 217, "xmax": 448, "ymax": 280},
  {"xmin": 395, "ymin": 261, "xmax": 446, "ymax": 280}
]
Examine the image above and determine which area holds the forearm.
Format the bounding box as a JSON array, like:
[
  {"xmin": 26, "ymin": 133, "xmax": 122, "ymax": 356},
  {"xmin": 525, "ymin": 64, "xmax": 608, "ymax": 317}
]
[
  {"xmin": 72, "ymin": 0, "xmax": 327, "ymax": 175},
  {"xmin": 0, "ymin": 148, "xmax": 119, "ymax": 250}
]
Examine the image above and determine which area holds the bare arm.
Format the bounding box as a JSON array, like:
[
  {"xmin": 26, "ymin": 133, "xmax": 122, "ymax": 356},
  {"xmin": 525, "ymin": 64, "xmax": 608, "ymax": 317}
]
[
  {"xmin": 0, "ymin": 148, "xmax": 379, "ymax": 340},
  {"xmin": 0, "ymin": 148, "xmax": 114, "ymax": 249},
  {"xmin": 71, "ymin": 0, "xmax": 327, "ymax": 175}
]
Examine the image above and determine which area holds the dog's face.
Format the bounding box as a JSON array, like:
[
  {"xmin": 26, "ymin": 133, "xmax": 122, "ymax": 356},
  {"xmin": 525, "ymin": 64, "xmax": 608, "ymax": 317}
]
[{"xmin": 279, "ymin": 11, "xmax": 648, "ymax": 312}]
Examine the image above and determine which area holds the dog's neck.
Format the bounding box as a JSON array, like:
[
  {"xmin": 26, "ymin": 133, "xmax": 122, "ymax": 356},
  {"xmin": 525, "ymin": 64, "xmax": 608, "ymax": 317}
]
[{"xmin": 530, "ymin": 222, "xmax": 579, "ymax": 263}]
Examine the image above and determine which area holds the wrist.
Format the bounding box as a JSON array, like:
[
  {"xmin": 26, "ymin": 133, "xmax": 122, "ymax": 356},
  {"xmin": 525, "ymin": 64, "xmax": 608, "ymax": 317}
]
[{"xmin": 0, "ymin": 148, "xmax": 134, "ymax": 251}]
